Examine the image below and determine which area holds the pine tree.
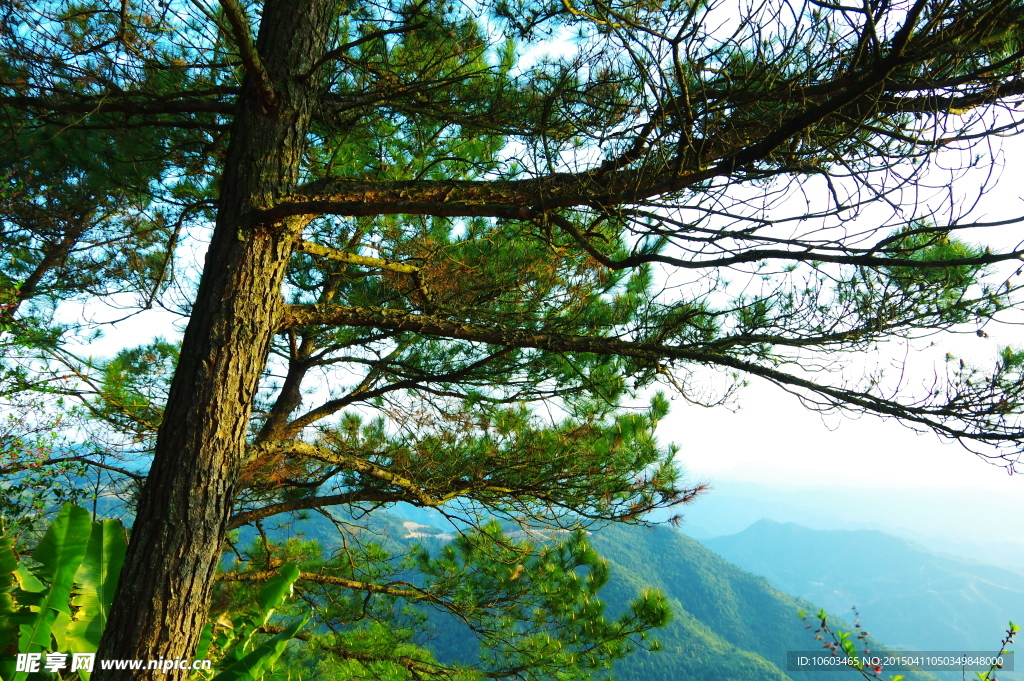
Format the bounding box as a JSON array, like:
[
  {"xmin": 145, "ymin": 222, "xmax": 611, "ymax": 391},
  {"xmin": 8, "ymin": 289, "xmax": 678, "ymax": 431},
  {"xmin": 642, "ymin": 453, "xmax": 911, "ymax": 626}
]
[{"xmin": 2, "ymin": 0, "xmax": 1024, "ymax": 678}]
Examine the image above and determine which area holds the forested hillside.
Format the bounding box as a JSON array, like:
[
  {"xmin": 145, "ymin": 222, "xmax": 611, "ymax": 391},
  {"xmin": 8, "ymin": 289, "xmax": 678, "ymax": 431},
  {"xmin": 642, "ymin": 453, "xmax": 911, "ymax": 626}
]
[{"xmin": 592, "ymin": 524, "xmax": 941, "ymax": 681}]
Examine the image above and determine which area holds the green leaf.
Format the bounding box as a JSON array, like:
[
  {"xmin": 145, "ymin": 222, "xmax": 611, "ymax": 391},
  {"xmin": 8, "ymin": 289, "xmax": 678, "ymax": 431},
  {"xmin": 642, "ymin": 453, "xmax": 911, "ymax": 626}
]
[
  {"xmin": 14, "ymin": 565, "xmax": 45, "ymax": 593},
  {"xmin": 217, "ymin": 563, "xmax": 303, "ymax": 668},
  {"xmin": 13, "ymin": 503, "xmax": 91, "ymax": 681},
  {"xmin": 0, "ymin": 535, "xmax": 22, "ymax": 681},
  {"xmin": 66, "ymin": 519, "xmax": 128, "ymax": 678},
  {"xmin": 195, "ymin": 622, "xmax": 216, "ymax": 661},
  {"xmin": 29, "ymin": 504, "xmax": 92, "ymax": 611},
  {"xmin": 0, "ymin": 535, "xmax": 19, "ymax": 641},
  {"xmin": 209, "ymin": 615, "xmax": 308, "ymax": 681},
  {"xmin": 50, "ymin": 609, "xmax": 72, "ymax": 649},
  {"xmin": 256, "ymin": 564, "xmax": 300, "ymax": 626}
]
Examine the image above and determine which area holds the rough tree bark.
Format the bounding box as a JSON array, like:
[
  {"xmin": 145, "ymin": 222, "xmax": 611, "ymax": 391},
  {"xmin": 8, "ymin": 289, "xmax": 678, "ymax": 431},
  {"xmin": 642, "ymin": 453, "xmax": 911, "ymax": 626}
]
[{"xmin": 94, "ymin": 2, "xmax": 334, "ymax": 677}]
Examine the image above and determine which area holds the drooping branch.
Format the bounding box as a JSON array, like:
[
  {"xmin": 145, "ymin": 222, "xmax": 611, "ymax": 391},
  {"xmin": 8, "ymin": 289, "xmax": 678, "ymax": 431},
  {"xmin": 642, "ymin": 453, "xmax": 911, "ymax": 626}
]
[
  {"xmin": 314, "ymin": 649, "xmax": 456, "ymax": 679},
  {"xmin": 0, "ymin": 455, "xmax": 144, "ymax": 480},
  {"xmin": 237, "ymin": 594, "xmax": 542, "ymax": 679},
  {"xmin": 546, "ymin": 214, "xmax": 1024, "ymax": 271},
  {"xmin": 279, "ymin": 303, "xmax": 1024, "ymax": 448}
]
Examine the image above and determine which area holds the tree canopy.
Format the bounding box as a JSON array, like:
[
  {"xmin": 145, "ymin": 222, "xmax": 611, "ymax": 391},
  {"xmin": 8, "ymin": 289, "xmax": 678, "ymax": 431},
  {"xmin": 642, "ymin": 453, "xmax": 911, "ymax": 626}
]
[{"xmin": 2, "ymin": 0, "xmax": 1024, "ymax": 678}]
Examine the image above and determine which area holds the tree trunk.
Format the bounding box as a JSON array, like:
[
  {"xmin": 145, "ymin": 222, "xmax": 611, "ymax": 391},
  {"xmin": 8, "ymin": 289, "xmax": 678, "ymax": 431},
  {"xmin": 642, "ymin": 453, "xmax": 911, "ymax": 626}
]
[{"xmin": 94, "ymin": 3, "xmax": 334, "ymax": 678}]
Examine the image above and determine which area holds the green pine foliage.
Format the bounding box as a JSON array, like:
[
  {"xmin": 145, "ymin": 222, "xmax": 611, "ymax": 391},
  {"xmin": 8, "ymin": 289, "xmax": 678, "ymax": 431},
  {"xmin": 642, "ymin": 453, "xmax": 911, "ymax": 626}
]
[
  {"xmin": 3, "ymin": 0, "xmax": 1024, "ymax": 674},
  {"xmin": 215, "ymin": 517, "xmax": 671, "ymax": 681}
]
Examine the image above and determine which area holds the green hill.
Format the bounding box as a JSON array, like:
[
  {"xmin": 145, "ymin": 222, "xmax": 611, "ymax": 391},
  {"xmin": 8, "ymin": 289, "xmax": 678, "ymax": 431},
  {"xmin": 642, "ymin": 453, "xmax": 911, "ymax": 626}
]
[{"xmin": 590, "ymin": 523, "xmax": 939, "ymax": 681}]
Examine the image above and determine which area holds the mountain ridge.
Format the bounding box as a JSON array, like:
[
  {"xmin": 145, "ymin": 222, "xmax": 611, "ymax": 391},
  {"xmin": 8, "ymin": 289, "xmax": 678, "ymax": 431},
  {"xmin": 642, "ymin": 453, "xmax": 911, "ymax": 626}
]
[{"xmin": 702, "ymin": 518, "xmax": 1023, "ymax": 681}]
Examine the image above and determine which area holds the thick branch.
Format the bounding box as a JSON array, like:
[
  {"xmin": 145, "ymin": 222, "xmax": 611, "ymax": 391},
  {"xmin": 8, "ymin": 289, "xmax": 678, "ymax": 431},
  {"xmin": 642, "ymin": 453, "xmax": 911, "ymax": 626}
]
[
  {"xmin": 295, "ymin": 240, "xmax": 419, "ymax": 273},
  {"xmin": 0, "ymin": 95, "xmax": 235, "ymax": 116},
  {"xmin": 0, "ymin": 223, "xmax": 86, "ymax": 323},
  {"xmin": 217, "ymin": 0, "xmax": 279, "ymax": 112},
  {"xmin": 262, "ymin": 145, "xmax": 731, "ymax": 222},
  {"xmin": 216, "ymin": 569, "xmax": 426, "ymax": 599}
]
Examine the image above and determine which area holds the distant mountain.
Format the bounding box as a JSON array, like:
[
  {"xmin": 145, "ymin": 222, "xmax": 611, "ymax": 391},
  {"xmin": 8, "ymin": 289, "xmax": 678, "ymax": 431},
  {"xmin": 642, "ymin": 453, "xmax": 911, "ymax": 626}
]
[
  {"xmin": 704, "ymin": 520, "xmax": 1023, "ymax": 680},
  {"xmin": 670, "ymin": 481, "xmax": 1024, "ymax": 572}
]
